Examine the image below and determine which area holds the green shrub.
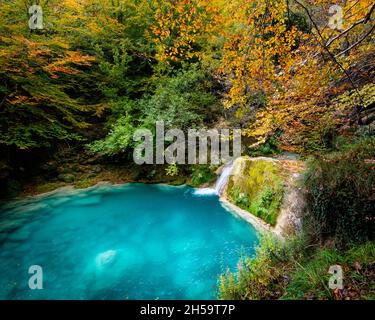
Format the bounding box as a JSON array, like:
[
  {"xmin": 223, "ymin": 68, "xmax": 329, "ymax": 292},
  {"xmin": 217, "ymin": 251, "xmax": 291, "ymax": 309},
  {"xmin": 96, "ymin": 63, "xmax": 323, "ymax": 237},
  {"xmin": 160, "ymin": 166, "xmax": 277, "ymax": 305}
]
[
  {"xmin": 249, "ymin": 187, "xmax": 284, "ymax": 226},
  {"xmin": 304, "ymin": 137, "xmax": 375, "ymax": 248},
  {"xmin": 166, "ymin": 164, "xmax": 179, "ymax": 177},
  {"xmin": 246, "ymin": 136, "xmax": 281, "ymax": 157},
  {"xmin": 230, "ymin": 187, "xmax": 250, "ymax": 208},
  {"xmin": 219, "ymin": 235, "xmax": 306, "ymax": 300},
  {"xmin": 190, "ymin": 165, "xmax": 217, "ymax": 187},
  {"xmin": 219, "ymin": 235, "xmax": 375, "ymax": 300},
  {"xmin": 87, "ymin": 115, "xmax": 136, "ymax": 155},
  {"xmin": 88, "ymin": 64, "xmax": 220, "ymax": 156},
  {"xmin": 141, "ymin": 64, "xmax": 219, "ymax": 131}
]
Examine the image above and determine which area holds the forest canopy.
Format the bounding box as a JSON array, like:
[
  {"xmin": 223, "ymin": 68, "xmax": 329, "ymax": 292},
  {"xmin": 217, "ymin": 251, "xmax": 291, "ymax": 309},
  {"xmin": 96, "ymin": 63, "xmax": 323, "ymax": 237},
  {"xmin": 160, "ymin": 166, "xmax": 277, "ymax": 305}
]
[{"xmin": 0, "ymin": 0, "xmax": 374, "ymax": 154}]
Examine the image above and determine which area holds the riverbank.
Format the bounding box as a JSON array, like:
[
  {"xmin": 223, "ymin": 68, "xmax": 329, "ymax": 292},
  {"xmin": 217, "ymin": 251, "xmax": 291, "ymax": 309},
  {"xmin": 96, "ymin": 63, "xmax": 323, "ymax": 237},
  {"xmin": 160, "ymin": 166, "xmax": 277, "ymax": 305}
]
[
  {"xmin": 15, "ymin": 163, "xmax": 190, "ymax": 199},
  {"xmin": 219, "ymin": 140, "xmax": 375, "ymax": 300}
]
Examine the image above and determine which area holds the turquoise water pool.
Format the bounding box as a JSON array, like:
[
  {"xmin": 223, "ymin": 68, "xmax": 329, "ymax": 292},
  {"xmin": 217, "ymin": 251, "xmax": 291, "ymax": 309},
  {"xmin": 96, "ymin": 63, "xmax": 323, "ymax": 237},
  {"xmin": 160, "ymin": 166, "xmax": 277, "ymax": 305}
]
[{"xmin": 0, "ymin": 184, "xmax": 259, "ymax": 300}]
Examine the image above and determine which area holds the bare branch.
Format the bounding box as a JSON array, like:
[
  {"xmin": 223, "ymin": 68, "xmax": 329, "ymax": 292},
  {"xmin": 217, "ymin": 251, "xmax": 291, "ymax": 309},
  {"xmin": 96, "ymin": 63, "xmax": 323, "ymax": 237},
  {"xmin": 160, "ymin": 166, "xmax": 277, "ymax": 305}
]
[
  {"xmin": 324, "ymin": 2, "xmax": 375, "ymax": 49},
  {"xmin": 335, "ymin": 23, "xmax": 375, "ymax": 58},
  {"xmin": 325, "ymin": 18, "xmax": 366, "ymax": 47},
  {"xmin": 364, "ymin": 2, "xmax": 375, "ymax": 23},
  {"xmin": 292, "ymin": 0, "xmax": 366, "ymax": 125}
]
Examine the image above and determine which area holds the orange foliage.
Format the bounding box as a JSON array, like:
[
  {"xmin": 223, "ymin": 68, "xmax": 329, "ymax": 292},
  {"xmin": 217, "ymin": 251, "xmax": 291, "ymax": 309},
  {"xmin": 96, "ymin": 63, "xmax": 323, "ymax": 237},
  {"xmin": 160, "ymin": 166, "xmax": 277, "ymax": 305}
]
[
  {"xmin": 217, "ymin": 0, "xmax": 374, "ymax": 152},
  {"xmin": 149, "ymin": 0, "xmax": 217, "ymax": 63}
]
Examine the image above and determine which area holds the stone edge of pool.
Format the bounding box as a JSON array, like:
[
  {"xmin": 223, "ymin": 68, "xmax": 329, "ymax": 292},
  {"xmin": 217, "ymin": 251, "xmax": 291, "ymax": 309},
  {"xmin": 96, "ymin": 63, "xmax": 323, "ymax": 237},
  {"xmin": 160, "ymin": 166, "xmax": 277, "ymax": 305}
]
[{"xmin": 219, "ymin": 198, "xmax": 273, "ymax": 236}]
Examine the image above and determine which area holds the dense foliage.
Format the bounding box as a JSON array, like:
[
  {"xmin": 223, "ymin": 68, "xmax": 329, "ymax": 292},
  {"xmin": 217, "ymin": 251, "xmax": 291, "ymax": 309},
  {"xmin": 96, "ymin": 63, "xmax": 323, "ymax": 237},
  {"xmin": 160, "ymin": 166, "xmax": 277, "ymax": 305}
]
[
  {"xmin": 1, "ymin": 0, "xmax": 373, "ymax": 155},
  {"xmin": 88, "ymin": 65, "xmax": 220, "ymax": 155},
  {"xmin": 304, "ymin": 138, "xmax": 375, "ymax": 248}
]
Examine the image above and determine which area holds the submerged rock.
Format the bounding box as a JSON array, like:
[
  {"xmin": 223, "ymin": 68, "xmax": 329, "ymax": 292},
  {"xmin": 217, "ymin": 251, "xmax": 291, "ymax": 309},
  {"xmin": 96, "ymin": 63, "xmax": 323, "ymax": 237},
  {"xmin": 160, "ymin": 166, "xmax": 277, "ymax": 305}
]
[{"xmin": 95, "ymin": 250, "xmax": 117, "ymax": 268}]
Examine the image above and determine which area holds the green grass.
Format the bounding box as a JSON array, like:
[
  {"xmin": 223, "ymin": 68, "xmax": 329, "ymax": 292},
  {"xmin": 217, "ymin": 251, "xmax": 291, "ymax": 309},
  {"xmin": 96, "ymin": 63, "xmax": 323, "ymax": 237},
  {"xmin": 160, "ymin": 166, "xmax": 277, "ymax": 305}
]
[
  {"xmin": 218, "ymin": 235, "xmax": 375, "ymax": 300},
  {"xmin": 284, "ymin": 242, "xmax": 375, "ymax": 300}
]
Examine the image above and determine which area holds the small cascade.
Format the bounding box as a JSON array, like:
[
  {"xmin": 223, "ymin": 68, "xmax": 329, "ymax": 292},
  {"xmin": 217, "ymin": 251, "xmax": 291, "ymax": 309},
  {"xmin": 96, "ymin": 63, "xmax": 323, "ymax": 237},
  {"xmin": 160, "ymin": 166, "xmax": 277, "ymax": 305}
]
[
  {"xmin": 214, "ymin": 163, "xmax": 233, "ymax": 196},
  {"xmin": 192, "ymin": 162, "xmax": 234, "ymax": 197}
]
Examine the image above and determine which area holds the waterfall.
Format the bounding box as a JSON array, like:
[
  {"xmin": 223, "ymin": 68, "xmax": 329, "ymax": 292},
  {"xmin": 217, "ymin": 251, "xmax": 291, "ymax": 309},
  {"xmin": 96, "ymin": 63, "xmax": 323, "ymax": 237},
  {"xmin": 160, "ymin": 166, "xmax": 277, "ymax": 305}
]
[
  {"xmin": 214, "ymin": 163, "xmax": 233, "ymax": 195},
  {"xmin": 192, "ymin": 162, "xmax": 234, "ymax": 197}
]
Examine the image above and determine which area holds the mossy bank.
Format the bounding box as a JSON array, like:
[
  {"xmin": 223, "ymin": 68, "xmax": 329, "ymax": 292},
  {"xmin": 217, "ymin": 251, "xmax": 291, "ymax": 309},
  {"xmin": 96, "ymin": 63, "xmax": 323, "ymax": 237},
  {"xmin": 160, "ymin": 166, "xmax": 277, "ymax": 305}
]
[{"xmin": 224, "ymin": 156, "xmax": 306, "ymax": 237}]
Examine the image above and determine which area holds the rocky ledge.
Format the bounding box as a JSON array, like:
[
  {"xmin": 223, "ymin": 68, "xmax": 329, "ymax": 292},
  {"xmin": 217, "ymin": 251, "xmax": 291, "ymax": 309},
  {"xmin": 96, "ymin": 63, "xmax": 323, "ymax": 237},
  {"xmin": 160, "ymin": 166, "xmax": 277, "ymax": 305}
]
[{"xmin": 222, "ymin": 156, "xmax": 307, "ymax": 238}]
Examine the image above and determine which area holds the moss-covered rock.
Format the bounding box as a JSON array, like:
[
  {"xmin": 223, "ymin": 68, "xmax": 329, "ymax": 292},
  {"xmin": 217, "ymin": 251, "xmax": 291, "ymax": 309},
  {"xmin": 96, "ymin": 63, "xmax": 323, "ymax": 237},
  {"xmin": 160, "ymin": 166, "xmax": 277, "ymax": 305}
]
[
  {"xmin": 226, "ymin": 156, "xmax": 306, "ymax": 234},
  {"xmin": 227, "ymin": 157, "xmax": 284, "ymax": 226}
]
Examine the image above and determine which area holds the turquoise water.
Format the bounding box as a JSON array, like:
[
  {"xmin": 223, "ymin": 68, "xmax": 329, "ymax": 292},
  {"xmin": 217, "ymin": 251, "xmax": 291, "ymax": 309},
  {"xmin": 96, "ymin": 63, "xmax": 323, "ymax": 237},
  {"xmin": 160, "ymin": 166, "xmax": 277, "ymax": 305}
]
[{"xmin": 0, "ymin": 184, "xmax": 259, "ymax": 300}]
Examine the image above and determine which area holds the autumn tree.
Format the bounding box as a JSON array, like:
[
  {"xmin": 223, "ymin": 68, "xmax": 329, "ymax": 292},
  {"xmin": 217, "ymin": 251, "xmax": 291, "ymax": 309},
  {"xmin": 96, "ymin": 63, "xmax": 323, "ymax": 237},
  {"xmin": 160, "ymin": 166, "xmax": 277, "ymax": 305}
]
[
  {"xmin": 217, "ymin": 0, "xmax": 374, "ymax": 152},
  {"xmin": 148, "ymin": 0, "xmax": 217, "ymax": 64},
  {"xmin": 0, "ymin": 0, "xmax": 103, "ymax": 149}
]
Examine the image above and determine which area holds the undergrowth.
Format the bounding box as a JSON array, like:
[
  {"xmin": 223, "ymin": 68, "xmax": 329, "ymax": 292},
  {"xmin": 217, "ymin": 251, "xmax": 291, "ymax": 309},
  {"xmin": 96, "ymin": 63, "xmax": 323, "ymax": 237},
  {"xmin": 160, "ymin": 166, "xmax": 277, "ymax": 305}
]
[
  {"xmin": 219, "ymin": 236, "xmax": 375, "ymax": 300},
  {"xmin": 219, "ymin": 138, "xmax": 375, "ymax": 300}
]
